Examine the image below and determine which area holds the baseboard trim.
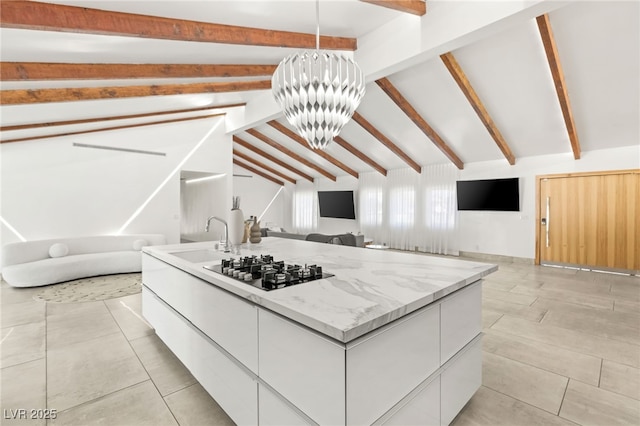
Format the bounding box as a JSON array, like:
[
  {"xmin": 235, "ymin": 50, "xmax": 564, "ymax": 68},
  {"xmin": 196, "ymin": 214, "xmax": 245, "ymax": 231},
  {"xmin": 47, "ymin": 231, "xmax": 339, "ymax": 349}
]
[
  {"xmin": 541, "ymin": 261, "xmax": 639, "ymax": 276},
  {"xmin": 459, "ymin": 251, "xmax": 535, "ymax": 265}
]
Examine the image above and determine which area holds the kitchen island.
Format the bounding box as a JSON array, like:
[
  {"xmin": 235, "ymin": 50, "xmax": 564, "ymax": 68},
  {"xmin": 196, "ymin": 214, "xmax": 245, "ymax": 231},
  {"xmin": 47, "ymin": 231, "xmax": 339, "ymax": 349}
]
[{"xmin": 142, "ymin": 238, "xmax": 497, "ymax": 425}]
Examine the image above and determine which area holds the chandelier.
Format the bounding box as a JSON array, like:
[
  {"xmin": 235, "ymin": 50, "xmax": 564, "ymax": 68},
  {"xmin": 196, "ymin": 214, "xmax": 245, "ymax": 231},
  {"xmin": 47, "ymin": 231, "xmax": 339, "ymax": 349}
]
[{"xmin": 271, "ymin": 0, "xmax": 365, "ymax": 150}]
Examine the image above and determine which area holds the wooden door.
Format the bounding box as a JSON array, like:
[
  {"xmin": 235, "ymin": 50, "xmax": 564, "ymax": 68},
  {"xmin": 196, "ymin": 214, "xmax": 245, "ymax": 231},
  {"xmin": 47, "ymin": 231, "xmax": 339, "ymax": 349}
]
[{"xmin": 538, "ymin": 170, "xmax": 640, "ymax": 272}]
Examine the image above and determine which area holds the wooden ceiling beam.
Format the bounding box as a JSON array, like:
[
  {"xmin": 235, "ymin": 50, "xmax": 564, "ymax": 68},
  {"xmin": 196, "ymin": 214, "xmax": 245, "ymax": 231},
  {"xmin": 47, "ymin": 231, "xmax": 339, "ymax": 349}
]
[
  {"xmin": 359, "ymin": 0, "xmax": 426, "ymax": 16},
  {"xmin": 439, "ymin": 53, "xmax": 516, "ymax": 165},
  {"xmin": 0, "ymin": 62, "xmax": 277, "ymax": 81},
  {"xmin": 233, "ymin": 135, "xmax": 314, "ymax": 183},
  {"xmin": 233, "ymin": 149, "xmax": 297, "ymax": 184},
  {"xmin": 0, "ymin": 113, "xmax": 224, "ymax": 144},
  {"xmin": 0, "ymin": 80, "xmax": 270, "ymax": 105},
  {"xmin": 267, "ymin": 121, "xmax": 359, "ymax": 179},
  {"xmin": 233, "ymin": 158, "xmax": 284, "ymax": 186},
  {"xmin": 0, "ymin": 1, "xmax": 356, "ymax": 50},
  {"xmin": 245, "ymin": 128, "xmax": 337, "ymax": 181},
  {"xmin": 333, "ymin": 136, "xmax": 387, "ymax": 176},
  {"xmin": 536, "ymin": 14, "xmax": 581, "ymax": 159},
  {"xmin": 0, "ymin": 103, "xmax": 245, "ymax": 132},
  {"xmin": 375, "ymin": 78, "xmax": 464, "ymax": 170},
  {"xmin": 352, "ymin": 111, "xmax": 422, "ymax": 173}
]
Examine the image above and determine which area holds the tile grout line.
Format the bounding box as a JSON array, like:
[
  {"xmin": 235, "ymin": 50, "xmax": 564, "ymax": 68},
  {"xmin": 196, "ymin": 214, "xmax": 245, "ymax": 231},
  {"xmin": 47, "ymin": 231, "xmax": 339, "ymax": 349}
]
[
  {"xmin": 0, "ymin": 327, "xmax": 15, "ymax": 345},
  {"xmin": 486, "ymin": 313, "xmax": 504, "ymax": 329},
  {"xmin": 480, "ymin": 383, "xmax": 567, "ymax": 418},
  {"xmin": 489, "ymin": 317, "xmax": 640, "ymax": 364},
  {"xmin": 556, "ymin": 378, "xmax": 570, "ymax": 417},
  {"xmin": 45, "ymin": 301, "xmax": 149, "ymax": 417},
  {"xmin": 597, "ymin": 358, "xmax": 603, "ymax": 387},
  {"xmin": 104, "ymin": 296, "xmax": 182, "ymax": 426},
  {"xmin": 0, "ymin": 355, "xmax": 46, "ymax": 371},
  {"xmin": 538, "ymin": 309, "xmax": 549, "ymax": 323},
  {"xmin": 507, "ymin": 285, "xmax": 616, "ymax": 311},
  {"xmin": 483, "ymin": 349, "xmax": 599, "ymax": 390},
  {"xmin": 162, "ymin": 382, "xmax": 201, "ymax": 398},
  {"xmin": 590, "ymin": 362, "xmax": 640, "ymax": 402},
  {"xmin": 49, "ymin": 379, "xmax": 157, "ymax": 418}
]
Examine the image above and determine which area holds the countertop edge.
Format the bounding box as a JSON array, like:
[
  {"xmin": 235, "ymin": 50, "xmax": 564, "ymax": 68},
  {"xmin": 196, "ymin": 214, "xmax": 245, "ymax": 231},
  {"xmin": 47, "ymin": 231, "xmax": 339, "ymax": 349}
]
[{"xmin": 142, "ymin": 242, "xmax": 497, "ymax": 343}]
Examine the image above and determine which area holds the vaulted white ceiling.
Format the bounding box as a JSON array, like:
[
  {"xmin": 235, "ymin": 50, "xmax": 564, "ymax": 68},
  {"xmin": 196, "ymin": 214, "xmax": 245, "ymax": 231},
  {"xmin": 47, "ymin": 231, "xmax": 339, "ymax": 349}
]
[{"xmin": 1, "ymin": 1, "xmax": 638, "ymax": 182}]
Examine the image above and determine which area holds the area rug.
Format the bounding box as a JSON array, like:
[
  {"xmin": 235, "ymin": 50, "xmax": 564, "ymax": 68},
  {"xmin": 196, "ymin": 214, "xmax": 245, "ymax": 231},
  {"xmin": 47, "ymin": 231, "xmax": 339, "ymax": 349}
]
[{"xmin": 34, "ymin": 273, "xmax": 142, "ymax": 303}]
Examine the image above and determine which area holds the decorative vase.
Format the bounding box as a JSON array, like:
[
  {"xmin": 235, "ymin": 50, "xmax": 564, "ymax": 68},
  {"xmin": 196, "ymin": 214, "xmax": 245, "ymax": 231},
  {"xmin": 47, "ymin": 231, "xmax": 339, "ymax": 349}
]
[{"xmin": 249, "ymin": 217, "xmax": 262, "ymax": 244}]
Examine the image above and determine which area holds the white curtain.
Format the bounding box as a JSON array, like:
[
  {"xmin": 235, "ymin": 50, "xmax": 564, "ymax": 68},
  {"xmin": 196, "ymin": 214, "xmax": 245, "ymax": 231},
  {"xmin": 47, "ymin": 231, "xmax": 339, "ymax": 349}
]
[
  {"xmin": 357, "ymin": 164, "xmax": 459, "ymax": 254},
  {"xmin": 292, "ymin": 181, "xmax": 317, "ymax": 234},
  {"xmin": 387, "ymin": 168, "xmax": 421, "ymax": 250},
  {"xmin": 358, "ymin": 171, "xmax": 387, "ymax": 244},
  {"xmin": 418, "ymin": 163, "xmax": 459, "ymax": 255}
]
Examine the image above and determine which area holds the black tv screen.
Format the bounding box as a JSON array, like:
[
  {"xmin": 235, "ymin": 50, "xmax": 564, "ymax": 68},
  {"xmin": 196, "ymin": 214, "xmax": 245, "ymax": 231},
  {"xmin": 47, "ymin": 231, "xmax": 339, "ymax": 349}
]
[
  {"xmin": 318, "ymin": 191, "xmax": 356, "ymax": 219},
  {"xmin": 456, "ymin": 178, "xmax": 520, "ymax": 211}
]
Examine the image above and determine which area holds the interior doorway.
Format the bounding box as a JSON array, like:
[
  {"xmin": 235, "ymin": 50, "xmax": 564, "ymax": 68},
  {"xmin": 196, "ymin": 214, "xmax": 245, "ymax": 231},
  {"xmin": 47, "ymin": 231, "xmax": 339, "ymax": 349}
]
[{"xmin": 536, "ymin": 169, "xmax": 640, "ymax": 273}]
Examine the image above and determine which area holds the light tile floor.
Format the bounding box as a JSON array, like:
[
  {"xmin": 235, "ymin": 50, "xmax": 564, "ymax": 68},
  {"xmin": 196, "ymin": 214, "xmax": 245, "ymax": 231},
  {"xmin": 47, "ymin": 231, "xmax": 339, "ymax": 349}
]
[{"xmin": 1, "ymin": 260, "xmax": 639, "ymax": 425}]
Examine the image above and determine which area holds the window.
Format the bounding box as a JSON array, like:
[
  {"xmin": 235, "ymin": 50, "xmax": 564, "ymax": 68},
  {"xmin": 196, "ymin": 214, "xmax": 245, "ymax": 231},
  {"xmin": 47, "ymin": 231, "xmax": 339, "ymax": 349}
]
[
  {"xmin": 389, "ymin": 187, "xmax": 415, "ymax": 228},
  {"xmin": 292, "ymin": 189, "xmax": 316, "ymax": 232},
  {"xmin": 359, "ymin": 187, "xmax": 383, "ymax": 227},
  {"xmin": 424, "ymin": 188, "xmax": 456, "ymax": 230}
]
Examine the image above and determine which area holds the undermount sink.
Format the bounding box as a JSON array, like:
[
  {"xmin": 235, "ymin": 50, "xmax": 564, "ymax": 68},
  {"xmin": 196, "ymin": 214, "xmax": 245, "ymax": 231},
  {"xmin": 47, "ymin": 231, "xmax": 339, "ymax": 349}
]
[{"xmin": 170, "ymin": 249, "xmax": 221, "ymax": 263}]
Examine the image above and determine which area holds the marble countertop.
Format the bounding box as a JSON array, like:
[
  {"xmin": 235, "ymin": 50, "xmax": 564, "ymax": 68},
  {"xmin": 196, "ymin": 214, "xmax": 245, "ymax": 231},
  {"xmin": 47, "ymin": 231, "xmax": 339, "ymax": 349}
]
[{"xmin": 143, "ymin": 238, "xmax": 497, "ymax": 343}]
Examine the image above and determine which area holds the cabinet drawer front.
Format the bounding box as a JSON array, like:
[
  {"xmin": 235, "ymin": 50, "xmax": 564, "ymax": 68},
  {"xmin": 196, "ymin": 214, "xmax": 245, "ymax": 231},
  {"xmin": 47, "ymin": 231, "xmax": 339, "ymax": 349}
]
[
  {"xmin": 440, "ymin": 281, "xmax": 482, "ymax": 363},
  {"xmin": 142, "ymin": 288, "xmax": 258, "ymax": 425},
  {"xmin": 258, "ymin": 384, "xmax": 314, "ymax": 426},
  {"xmin": 143, "ymin": 254, "xmax": 258, "ymax": 372},
  {"xmin": 347, "ymin": 305, "xmax": 440, "ymax": 426},
  {"xmin": 440, "ymin": 337, "xmax": 482, "ymax": 426},
  {"xmin": 382, "ymin": 376, "xmax": 440, "ymax": 426},
  {"xmin": 258, "ymin": 308, "xmax": 345, "ymax": 426}
]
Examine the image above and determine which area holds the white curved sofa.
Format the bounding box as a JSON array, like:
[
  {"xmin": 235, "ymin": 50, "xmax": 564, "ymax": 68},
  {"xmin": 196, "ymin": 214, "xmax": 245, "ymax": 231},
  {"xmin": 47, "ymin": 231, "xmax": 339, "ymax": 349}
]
[{"xmin": 1, "ymin": 234, "xmax": 166, "ymax": 288}]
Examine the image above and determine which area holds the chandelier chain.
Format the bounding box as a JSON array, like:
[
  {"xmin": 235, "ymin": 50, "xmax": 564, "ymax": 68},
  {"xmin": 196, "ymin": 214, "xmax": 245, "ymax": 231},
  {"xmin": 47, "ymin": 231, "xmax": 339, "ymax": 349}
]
[{"xmin": 315, "ymin": 0, "xmax": 320, "ymax": 51}]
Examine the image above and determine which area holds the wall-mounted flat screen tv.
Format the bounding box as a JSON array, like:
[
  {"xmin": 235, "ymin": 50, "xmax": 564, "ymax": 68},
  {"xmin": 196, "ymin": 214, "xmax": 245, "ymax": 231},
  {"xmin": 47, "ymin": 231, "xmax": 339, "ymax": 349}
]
[
  {"xmin": 456, "ymin": 178, "xmax": 520, "ymax": 211},
  {"xmin": 318, "ymin": 190, "xmax": 356, "ymax": 219}
]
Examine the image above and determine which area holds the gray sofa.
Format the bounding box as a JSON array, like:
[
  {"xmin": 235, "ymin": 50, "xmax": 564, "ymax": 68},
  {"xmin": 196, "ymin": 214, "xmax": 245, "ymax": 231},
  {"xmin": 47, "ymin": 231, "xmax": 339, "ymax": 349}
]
[
  {"xmin": 265, "ymin": 231, "xmax": 307, "ymax": 241},
  {"xmin": 266, "ymin": 230, "xmax": 364, "ymax": 247}
]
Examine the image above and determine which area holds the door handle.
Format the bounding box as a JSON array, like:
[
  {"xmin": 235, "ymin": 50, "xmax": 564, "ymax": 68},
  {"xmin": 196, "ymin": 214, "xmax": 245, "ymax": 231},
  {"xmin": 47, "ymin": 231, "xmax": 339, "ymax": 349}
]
[{"xmin": 545, "ymin": 196, "xmax": 550, "ymax": 248}]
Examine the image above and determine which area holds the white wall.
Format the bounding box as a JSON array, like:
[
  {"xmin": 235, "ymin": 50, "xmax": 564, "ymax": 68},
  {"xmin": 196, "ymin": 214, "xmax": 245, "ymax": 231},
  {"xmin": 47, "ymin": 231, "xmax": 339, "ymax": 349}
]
[
  {"xmin": 0, "ymin": 117, "xmax": 231, "ymax": 258},
  {"xmin": 315, "ymin": 175, "xmax": 360, "ymax": 235},
  {"xmin": 458, "ymin": 145, "xmax": 640, "ymax": 260},
  {"xmin": 285, "ymin": 145, "xmax": 638, "ymax": 259}
]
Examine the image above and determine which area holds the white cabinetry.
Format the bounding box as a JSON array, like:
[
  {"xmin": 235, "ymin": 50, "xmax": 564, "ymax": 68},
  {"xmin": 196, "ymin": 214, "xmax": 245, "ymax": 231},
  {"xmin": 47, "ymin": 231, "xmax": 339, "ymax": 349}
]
[
  {"xmin": 142, "ymin": 253, "xmax": 483, "ymax": 426},
  {"xmin": 258, "ymin": 384, "xmax": 314, "ymax": 426},
  {"xmin": 259, "ymin": 309, "xmax": 345, "ymax": 425},
  {"xmin": 382, "ymin": 376, "xmax": 440, "ymax": 426},
  {"xmin": 142, "ymin": 287, "xmax": 258, "ymax": 425},
  {"xmin": 440, "ymin": 283, "xmax": 482, "ymax": 363},
  {"xmin": 441, "ymin": 337, "xmax": 482, "ymax": 426},
  {"xmin": 346, "ymin": 305, "xmax": 440, "ymax": 425},
  {"xmin": 143, "ymin": 255, "xmax": 258, "ymax": 372}
]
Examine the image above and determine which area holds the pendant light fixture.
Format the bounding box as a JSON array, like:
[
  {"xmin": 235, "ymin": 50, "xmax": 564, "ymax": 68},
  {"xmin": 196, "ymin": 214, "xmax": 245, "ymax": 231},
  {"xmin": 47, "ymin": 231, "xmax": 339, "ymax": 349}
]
[{"xmin": 271, "ymin": 0, "xmax": 365, "ymax": 150}]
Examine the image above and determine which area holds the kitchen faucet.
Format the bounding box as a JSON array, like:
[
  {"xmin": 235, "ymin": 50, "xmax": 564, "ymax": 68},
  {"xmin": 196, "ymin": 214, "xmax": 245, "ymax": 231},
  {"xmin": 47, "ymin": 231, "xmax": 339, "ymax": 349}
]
[{"xmin": 205, "ymin": 216, "xmax": 230, "ymax": 253}]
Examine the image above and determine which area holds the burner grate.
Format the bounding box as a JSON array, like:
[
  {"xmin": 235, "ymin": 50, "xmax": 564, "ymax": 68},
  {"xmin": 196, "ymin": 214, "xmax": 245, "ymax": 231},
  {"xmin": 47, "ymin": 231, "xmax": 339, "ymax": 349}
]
[{"xmin": 204, "ymin": 254, "xmax": 333, "ymax": 291}]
